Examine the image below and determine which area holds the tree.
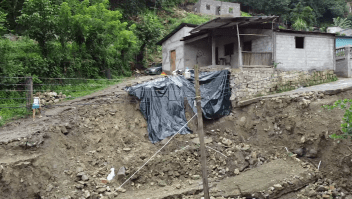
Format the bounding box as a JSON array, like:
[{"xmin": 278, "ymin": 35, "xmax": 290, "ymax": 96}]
[
  {"xmin": 333, "ymin": 17, "xmax": 352, "ymax": 29},
  {"xmin": 0, "ymin": 11, "xmax": 7, "ymax": 35},
  {"xmin": 17, "ymin": 0, "xmax": 59, "ymax": 56},
  {"xmin": 290, "ymin": 2, "xmax": 316, "ymax": 27},
  {"xmin": 292, "ymin": 18, "xmax": 308, "ymax": 31},
  {"xmin": 57, "ymin": 2, "xmax": 72, "ymax": 49},
  {"xmin": 69, "ymin": 0, "xmax": 138, "ymax": 75},
  {"xmin": 0, "ymin": 0, "xmax": 25, "ymax": 32},
  {"xmin": 134, "ymin": 11, "xmax": 163, "ymax": 68}
]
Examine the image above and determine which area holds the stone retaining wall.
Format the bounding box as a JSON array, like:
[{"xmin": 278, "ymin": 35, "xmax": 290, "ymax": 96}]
[
  {"xmin": 230, "ymin": 68, "xmax": 337, "ymax": 103},
  {"xmin": 199, "ymin": 66, "xmax": 337, "ymax": 104}
]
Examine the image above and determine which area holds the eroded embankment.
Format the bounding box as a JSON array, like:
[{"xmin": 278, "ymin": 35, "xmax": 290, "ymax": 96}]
[{"xmin": 0, "ymin": 89, "xmax": 352, "ymax": 199}]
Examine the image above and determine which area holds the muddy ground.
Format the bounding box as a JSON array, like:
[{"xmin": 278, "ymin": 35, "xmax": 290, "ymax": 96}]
[{"xmin": 1, "ymin": 78, "xmax": 352, "ymax": 199}]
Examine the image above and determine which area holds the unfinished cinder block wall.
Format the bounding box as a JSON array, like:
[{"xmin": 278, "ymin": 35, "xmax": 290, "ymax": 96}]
[
  {"xmin": 193, "ymin": 0, "xmax": 240, "ymax": 17},
  {"xmin": 275, "ymin": 32, "xmax": 335, "ymax": 71}
]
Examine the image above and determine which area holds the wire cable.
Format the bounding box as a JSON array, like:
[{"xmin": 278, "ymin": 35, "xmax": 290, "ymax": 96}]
[{"xmin": 117, "ymin": 113, "xmax": 198, "ymax": 189}]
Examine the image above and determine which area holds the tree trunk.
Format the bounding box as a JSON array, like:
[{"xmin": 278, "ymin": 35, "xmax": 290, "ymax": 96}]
[{"xmin": 136, "ymin": 43, "xmax": 146, "ymax": 70}]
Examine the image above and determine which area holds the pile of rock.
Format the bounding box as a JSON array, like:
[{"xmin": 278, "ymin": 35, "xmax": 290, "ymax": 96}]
[
  {"xmin": 35, "ymin": 92, "xmax": 71, "ymax": 106},
  {"xmin": 297, "ymin": 178, "xmax": 348, "ymax": 199}
]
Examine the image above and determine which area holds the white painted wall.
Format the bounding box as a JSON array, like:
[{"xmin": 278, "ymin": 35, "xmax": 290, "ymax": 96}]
[
  {"xmin": 184, "ymin": 37, "xmax": 212, "ymax": 69},
  {"xmin": 275, "ymin": 32, "xmax": 335, "ymax": 71},
  {"xmin": 161, "ymin": 27, "xmax": 194, "ymax": 72}
]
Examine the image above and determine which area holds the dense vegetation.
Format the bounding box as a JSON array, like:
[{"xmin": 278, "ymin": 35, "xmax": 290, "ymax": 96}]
[{"xmin": 0, "ymin": 0, "xmax": 213, "ymax": 125}]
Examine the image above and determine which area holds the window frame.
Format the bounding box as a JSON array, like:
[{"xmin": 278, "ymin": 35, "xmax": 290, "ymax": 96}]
[
  {"xmin": 229, "ymin": 7, "xmax": 233, "ymax": 13},
  {"xmin": 295, "ymin": 36, "xmax": 304, "ymax": 49}
]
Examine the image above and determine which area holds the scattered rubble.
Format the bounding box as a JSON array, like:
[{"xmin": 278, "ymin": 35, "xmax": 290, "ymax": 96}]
[{"xmin": 1, "ymin": 80, "xmax": 352, "ymax": 198}]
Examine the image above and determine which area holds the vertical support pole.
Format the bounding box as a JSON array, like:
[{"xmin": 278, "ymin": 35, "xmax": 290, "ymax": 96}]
[
  {"xmin": 236, "ymin": 24, "xmax": 243, "ymax": 71},
  {"xmin": 212, "ymin": 33, "xmax": 216, "ymax": 66},
  {"xmin": 272, "ymin": 18, "xmax": 276, "ymax": 64},
  {"xmin": 346, "ymin": 46, "xmax": 350, "ymax": 78},
  {"xmin": 194, "ymin": 65, "xmax": 210, "ymax": 199},
  {"xmin": 26, "ymin": 76, "xmax": 33, "ymax": 111}
]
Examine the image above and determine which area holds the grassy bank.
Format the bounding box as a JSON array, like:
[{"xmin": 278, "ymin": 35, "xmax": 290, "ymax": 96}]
[{"xmin": 0, "ymin": 78, "xmax": 124, "ymax": 127}]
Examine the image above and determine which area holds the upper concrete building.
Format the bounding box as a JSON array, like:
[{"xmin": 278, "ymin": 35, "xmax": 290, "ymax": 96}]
[{"xmin": 193, "ymin": 0, "xmax": 240, "ymax": 17}]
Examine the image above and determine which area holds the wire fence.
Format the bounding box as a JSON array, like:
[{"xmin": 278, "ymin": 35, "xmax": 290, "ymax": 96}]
[{"xmin": 0, "ymin": 70, "xmax": 336, "ymax": 110}]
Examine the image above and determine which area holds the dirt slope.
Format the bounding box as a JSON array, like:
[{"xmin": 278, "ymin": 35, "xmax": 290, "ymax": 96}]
[{"xmin": 1, "ymin": 77, "xmax": 352, "ymax": 199}]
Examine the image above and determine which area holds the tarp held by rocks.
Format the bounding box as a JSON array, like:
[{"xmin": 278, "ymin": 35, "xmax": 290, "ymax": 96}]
[{"xmin": 126, "ymin": 70, "xmax": 231, "ymax": 143}]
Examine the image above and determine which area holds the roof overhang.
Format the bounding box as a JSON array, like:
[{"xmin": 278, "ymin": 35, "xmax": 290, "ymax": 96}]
[
  {"xmin": 190, "ymin": 16, "xmax": 279, "ymax": 34},
  {"xmin": 156, "ymin": 23, "xmax": 198, "ymax": 46},
  {"xmin": 274, "ymin": 29, "xmax": 336, "ymax": 36},
  {"xmin": 336, "ymin": 36, "xmax": 352, "ymax": 38}
]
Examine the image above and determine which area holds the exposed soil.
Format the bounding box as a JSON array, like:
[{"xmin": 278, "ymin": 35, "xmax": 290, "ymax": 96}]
[{"xmin": 1, "ymin": 77, "xmax": 352, "ymax": 199}]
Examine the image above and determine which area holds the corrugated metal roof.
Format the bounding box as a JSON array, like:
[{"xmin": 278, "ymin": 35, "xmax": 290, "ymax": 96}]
[
  {"xmin": 156, "ymin": 23, "xmax": 198, "ymax": 45},
  {"xmin": 190, "ymin": 16, "xmax": 279, "ymax": 33},
  {"xmin": 274, "ymin": 29, "xmax": 335, "ymax": 36}
]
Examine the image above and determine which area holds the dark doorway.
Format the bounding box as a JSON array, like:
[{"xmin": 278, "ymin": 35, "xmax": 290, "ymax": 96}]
[{"xmin": 243, "ymin": 41, "xmax": 252, "ymax": 51}]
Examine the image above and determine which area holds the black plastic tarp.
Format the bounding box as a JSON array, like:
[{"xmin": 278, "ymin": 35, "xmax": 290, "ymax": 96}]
[{"xmin": 126, "ymin": 70, "xmax": 231, "ymax": 143}]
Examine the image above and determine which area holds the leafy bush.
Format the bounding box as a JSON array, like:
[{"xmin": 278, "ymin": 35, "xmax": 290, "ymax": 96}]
[
  {"xmin": 292, "ymin": 18, "xmax": 308, "ymax": 31},
  {"xmin": 290, "ymin": 3, "xmax": 316, "ymax": 27},
  {"xmin": 241, "ymin": 11, "xmax": 252, "ymax": 17},
  {"xmin": 324, "ymin": 99, "xmax": 352, "ymax": 140},
  {"xmin": 333, "ymin": 17, "xmax": 352, "ymax": 29}
]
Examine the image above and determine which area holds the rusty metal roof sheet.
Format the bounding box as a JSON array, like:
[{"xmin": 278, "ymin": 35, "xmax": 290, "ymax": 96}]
[{"xmin": 190, "ymin": 16, "xmax": 279, "ymax": 33}]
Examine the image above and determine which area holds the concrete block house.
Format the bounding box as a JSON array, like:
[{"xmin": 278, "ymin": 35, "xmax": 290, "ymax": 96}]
[
  {"xmin": 193, "ymin": 0, "xmax": 240, "ymax": 17},
  {"xmin": 157, "ymin": 16, "xmax": 336, "ymax": 73}
]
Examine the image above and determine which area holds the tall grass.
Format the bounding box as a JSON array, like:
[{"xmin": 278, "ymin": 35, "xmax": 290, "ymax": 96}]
[{"xmin": 0, "ymin": 78, "xmax": 124, "ymax": 127}]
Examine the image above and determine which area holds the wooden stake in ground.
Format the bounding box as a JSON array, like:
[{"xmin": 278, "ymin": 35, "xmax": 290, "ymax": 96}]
[
  {"xmin": 194, "ymin": 64, "xmax": 210, "ymax": 199},
  {"xmin": 26, "ymin": 76, "xmax": 33, "ymax": 112}
]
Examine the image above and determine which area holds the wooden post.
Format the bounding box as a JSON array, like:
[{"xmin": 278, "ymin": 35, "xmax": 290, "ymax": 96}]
[
  {"xmin": 212, "ymin": 34, "xmax": 216, "ymax": 66},
  {"xmin": 26, "ymin": 76, "xmax": 33, "ymax": 111},
  {"xmin": 194, "ymin": 65, "xmax": 210, "ymax": 199},
  {"xmin": 236, "ymin": 24, "xmax": 243, "ymax": 71}
]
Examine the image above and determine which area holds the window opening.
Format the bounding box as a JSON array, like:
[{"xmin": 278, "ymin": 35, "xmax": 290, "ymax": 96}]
[
  {"xmin": 206, "ymin": 4, "xmax": 210, "ymax": 10},
  {"xmin": 229, "ymin": 7, "xmax": 233, "ymax": 13},
  {"xmin": 224, "ymin": 43, "xmax": 234, "ymax": 56},
  {"xmin": 295, "ymin": 37, "xmax": 304, "ymax": 49},
  {"xmin": 243, "ymin": 41, "xmax": 252, "ymax": 51},
  {"xmin": 216, "ymin": 6, "xmax": 221, "ymax": 15}
]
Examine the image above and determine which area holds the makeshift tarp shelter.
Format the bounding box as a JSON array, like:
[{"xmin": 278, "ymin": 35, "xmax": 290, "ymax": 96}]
[{"xmin": 126, "ymin": 70, "xmax": 231, "ymax": 143}]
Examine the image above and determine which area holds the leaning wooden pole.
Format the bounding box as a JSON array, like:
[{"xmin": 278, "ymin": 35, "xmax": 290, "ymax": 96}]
[
  {"xmin": 194, "ymin": 65, "xmax": 210, "ymax": 199},
  {"xmin": 236, "ymin": 24, "xmax": 243, "ymax": 71}
]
